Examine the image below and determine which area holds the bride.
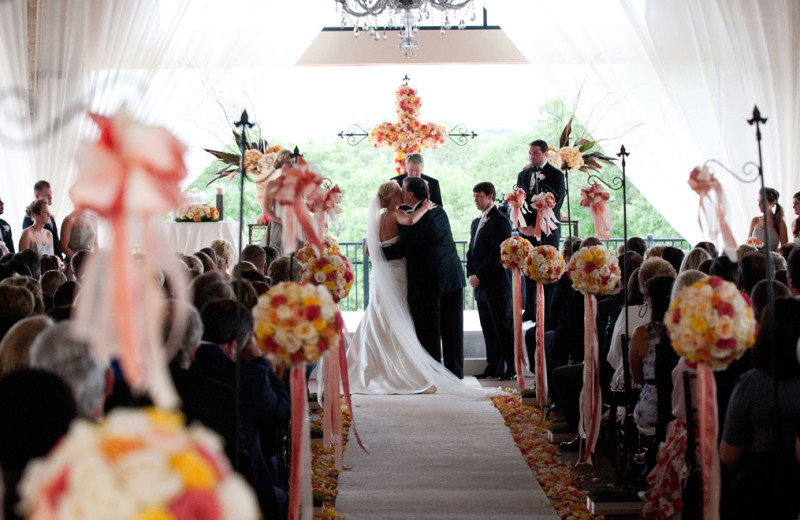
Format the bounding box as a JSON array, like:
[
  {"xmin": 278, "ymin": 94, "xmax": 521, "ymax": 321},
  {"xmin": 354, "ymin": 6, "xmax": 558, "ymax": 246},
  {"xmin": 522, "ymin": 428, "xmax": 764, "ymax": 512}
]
[{"xmin": 347, "ymin": 181, "xmax": 498, "ymax": 398}]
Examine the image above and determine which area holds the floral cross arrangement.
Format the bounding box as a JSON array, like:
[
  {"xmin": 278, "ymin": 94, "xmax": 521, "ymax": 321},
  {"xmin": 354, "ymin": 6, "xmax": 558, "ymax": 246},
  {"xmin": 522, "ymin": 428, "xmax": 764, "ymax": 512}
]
[{"xmin": 369, "ymin": 83, "xmax": 448, "ymax": 174}]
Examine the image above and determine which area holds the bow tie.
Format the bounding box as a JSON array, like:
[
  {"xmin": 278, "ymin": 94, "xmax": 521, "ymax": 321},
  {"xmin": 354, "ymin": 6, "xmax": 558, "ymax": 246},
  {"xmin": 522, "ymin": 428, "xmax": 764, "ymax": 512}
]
[{"xmin": 531, "ymin": 166, "xmax": 542, "ymax": 173}]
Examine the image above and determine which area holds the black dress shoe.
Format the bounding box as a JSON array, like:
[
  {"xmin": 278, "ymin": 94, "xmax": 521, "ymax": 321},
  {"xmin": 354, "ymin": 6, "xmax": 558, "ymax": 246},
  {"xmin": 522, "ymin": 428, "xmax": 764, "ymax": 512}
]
[
  {"xmin": 499, "ymin": 372, "xmax": 517, "ymax": 381},
  {"xmin": 558, "ymin": 435, "xmax": 582, "ymax": 452},
  {"xmin": 475, "ymin": 370, "xmax": 498, "ymax": 379}
]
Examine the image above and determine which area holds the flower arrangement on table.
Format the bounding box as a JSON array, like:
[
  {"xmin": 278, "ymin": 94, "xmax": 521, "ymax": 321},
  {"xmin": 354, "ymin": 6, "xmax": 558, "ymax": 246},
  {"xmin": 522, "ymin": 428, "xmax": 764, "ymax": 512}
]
[
  {"xmin": 18, "ymin": 408, "xmax": 259, "ymax": 520},
  {"xmin": 665, "ymin": 275, "xmax": 755, "ymax": 519},
  {"xmin": 567, "ymin": 245, "xmax": 621, "ymax": 463},
  {"xmin": 368, "ymin": 83, "xmax": 448, "ymax": 174},
  {"xmin": 174, "ymin": 203, "xmax": 220, "ymax": 222}
]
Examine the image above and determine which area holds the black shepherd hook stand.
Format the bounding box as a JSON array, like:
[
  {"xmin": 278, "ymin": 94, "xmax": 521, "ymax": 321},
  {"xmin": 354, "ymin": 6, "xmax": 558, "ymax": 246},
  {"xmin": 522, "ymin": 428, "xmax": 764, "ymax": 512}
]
[{"xmin": 231, "ymin": 109, "xmax": 255, "ymax": 473}]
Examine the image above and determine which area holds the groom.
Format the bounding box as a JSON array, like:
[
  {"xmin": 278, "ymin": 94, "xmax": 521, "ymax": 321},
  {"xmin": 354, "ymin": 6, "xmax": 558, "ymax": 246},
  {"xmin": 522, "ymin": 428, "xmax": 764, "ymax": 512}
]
[{"xmin": 383, "ymin": 177, "xmax": 465, "ymax": 379}]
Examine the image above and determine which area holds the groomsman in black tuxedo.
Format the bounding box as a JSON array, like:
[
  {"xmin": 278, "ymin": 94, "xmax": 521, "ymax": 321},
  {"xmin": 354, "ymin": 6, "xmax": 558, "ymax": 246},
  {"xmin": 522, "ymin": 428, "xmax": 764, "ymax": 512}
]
[
  {"xmin": 22, "ymin": 180, "xmax": 61, "ymax": 258},
  {"xmin": 390, "ymin": 153, "xmax": 443, "ymax": 207},
  {"xmin": 383, "ymin": 176, "xmax": 465, "ymax": 378},
  {"xmin": 0, "ymin": 196, "xmax": 14, "ymax": 254},
  {"xmin": 467, "ymin": 182, "xmax": 515, "ymax": 380},
  {"xmin": 516, "ymin": 140, "xmax": 566, "ymax": 320}
]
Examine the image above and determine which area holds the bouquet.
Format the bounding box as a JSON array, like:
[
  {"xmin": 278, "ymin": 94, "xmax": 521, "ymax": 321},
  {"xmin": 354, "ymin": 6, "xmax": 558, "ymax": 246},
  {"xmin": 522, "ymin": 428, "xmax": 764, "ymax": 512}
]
[
  {"xmin": 666, "ymin": 276, "xmax": 755, "ymax": 370},
  {"xmin": 500, "ymin": 236, "xmax": 533, "ymax": 270},
  {"xmin": 524, "ymin": 245, "xmax": 566, "ymax": 284},
  {"xmin": 174, "ymin": 203, "xmax": 220, "ymax": 222},
  {"xmin": 566, "ymin": 245, "xmax": 620, "ymax": 295},
  {"xmin": 252, "ymin": 282, "xmax": 342, "ymax": 366},
  {"xmin": 298, "ymin": 241, "xmax": 355, "ymax": 303},
  {"xmin": 18, "ymin": 408, "xmax": 259, "ymax": 520}
]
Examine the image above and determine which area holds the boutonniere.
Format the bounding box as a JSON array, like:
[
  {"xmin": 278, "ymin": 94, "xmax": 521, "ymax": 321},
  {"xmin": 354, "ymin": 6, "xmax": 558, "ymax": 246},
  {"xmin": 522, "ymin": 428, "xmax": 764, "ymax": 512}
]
[
  {"xmin": 2, "ymin": 225, "xmax": 8, "ymax": 233},
  {"xmin": 538, "ymin": 173, "xmax": 546, "ymax": 181}
]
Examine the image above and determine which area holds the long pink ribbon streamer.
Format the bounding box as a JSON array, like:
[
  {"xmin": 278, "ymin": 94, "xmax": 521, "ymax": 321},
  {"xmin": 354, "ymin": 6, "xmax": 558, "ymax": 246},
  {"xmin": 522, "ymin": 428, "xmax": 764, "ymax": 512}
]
[
  {"xmin": 578, "ymin": 294, "xmax": 602, "ymax": 464},
  {"xmin": 689, "ymin": 172, "xmax": 737, "ymax": 251},
  {"xmin": 698, "ymin": 363, "xmax": 721, "ymax": 520},
  {"xmin": 338, "ymin": 326, "xmax": 368, "ymax": 453},
  {"xmin": 288, "ymin": 367, "xmax": 311, "ymax": 520},
  {"xmin": 591, "ymin": 202, "xmax": 611, "ymax": 240},
  {"xmin": 535, "ymin": 281, "xmax": 548, "ymax": 416},
  {"xmin": 512, "ymin": 269, "xmax": 525, "ymax": 391}
]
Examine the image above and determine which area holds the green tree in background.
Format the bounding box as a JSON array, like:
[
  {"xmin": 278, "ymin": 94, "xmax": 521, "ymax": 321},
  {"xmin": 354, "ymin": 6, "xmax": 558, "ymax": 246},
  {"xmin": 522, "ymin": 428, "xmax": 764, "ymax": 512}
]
[{"xmin": 185, "ymin": 99, "xmax": 683, "ymax": 245}]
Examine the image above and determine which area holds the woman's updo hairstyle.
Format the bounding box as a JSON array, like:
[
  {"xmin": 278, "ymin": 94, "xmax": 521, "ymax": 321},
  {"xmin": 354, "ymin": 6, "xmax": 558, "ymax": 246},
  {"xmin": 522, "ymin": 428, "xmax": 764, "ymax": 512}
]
[
  {"xmin": 25, "ymin": 199, "xmax": 48, "ymax": 218},
  {"xmin": 378, "ymin": 181, "xmax": 399, "ymax": 209},
  {"xmin": 763, "ymin": 187, "xmax": 784, "ymax": 233}
]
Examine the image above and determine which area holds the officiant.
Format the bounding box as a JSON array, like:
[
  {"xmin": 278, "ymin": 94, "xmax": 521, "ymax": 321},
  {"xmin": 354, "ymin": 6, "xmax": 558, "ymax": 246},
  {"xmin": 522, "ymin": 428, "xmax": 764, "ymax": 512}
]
[
  {"xmin": 390, "ymin": 153, "xmax": 443, "ymax": 207},
  {"xmin": 516, "ymin": 139, "xmax": 565, "ymax": 320}
]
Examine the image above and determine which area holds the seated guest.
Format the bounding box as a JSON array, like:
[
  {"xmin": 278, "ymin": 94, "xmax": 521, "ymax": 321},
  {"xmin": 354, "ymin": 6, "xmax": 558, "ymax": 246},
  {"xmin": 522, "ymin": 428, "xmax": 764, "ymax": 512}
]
[
  {"xmin": 193, "ymin": 250, "xmax": 217, "ymax": 273},
  {"xmin": 775, "ymin": 269, "xmax": 788, "ymax": 286},
  {"xmin": 40, "ymin": 269, "xmax": 67, "ymax": 310},
  {"xmin": 779, "ymin": 242, "xmax": 795, "ymax": 262},
  {"xmin": 737, "ymin": 251, "xmax": 768, "ymax": 294},
  {"xmin": 200, "ymin": 246, "xmax": 218, "ymax": 265},
  {"xmin": 770, "ymin": 250, "xmax": 787, "ymax": 271},
  {"xmin": 736, "ymin": 243, "xmax": 757, "ymax": 261},
  {"xmin": 189, "ymin": 270, "xmax": 235, "ymax": 311},
  {"xmin": 0, "ymin": 316, "xmax": 52, "ymax": 375},
  {"xmin": 630, "ymin": 275, "xmax": 678, "ymax": 438},
  {"xmin": 697, "ymin": 257, "xmax": 713, "ymax": 274},
  {"xmin": 211, "ymin": 238, "xmax": 235, "ymax": 280},
  {"xmin": 661, "ymin": 246, "xmax": 685, "ymax": 274},
  {"xmin": 48, "ymin": 280, "xmax": 80, "ymax": 321},
  {"xmin": 242, "ymin": 244, "xmax": 268, "ymax": 275},
  {"xmin": 29, "ymin": 320, "xmax": 112, "ymax": 419},
  {"xmin": 709, "ymin": 254, "xmax": 737, "ymax": 282},
  {"xmin": 39, "ymin": 254, "xmax": 61, "ymax": 275},
  {"xmin": 680, "ymin": 247, "xmax": 711, "ymax": 272},
  {"xmin": 2, "ymin": 276, "xmax": 44, "ymax": 315},
  {"xmin": 0, "ymin": 369, "xmax": 76, "ymax": 520},
  {"xmin": 644, "ymin": 244, "xmax": 666, "ymax": 260},
  {"xmin": 789, "ymin": 247, "xmax": 800, "ymax": 296},
  {"xmin": 263, "ymin": 245, "xmax": 279, "ymax": 272},
  {"xmin": 0, "ymin": 285, "xmax": 35, "ymax": 340},
  {"xmin": 694, "ymin": 240, "xmax": 718, "ymax": 258},
  {"xmin": 750, "ymin": 279, "xmax": 791, "ymax": 319},
  {"xmin": 721, "ymin": 298, "xmax": 800, "ymax": 520},
  {"xmin": 18, "ymin": 200, "xmax": 54, "ymax": 257},
  {"xmin": 267, "ymin": 255, "xmax": 300, "ymax": 284},
  {"xmin": 190, "ymin": 300, "xmax": 290, "ymax": 519},
  {"xmin": 70, "ymin": 249, "xmax": 92, "ymax": 282},
  {"xmin": 626, "ymin": 236, "xmax": 648, "ymax": 257},
  {"xmin": 14, "ymin": 249, "xmax": 41, "ymax": 279}
]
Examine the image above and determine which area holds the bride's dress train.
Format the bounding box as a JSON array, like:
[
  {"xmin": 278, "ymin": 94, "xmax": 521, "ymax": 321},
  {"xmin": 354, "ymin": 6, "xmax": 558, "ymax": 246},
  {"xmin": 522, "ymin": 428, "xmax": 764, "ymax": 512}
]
[{"xmin": 346, "ymin": 197, "xmax": 497, "ymax": 398}]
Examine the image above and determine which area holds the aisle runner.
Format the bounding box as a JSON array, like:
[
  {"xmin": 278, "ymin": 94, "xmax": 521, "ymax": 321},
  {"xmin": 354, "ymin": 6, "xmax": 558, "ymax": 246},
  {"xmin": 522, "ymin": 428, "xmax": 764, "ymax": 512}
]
[{"xmin": 336, "ymin": 389, "xmax": 559, "ymax": 519}]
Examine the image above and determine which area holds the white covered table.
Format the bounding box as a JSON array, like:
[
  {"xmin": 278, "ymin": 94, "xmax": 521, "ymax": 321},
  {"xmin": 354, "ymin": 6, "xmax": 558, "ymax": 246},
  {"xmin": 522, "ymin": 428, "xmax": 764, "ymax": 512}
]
[{"xmin": 161, "ymin": 222, "xmax": 242, "ymax": 260}]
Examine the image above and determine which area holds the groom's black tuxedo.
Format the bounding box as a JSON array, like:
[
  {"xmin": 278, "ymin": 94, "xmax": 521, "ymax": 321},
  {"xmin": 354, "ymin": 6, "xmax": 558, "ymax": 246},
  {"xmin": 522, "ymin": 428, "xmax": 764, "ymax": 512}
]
[
  {"xmin": 467, "ymin": 205, "xmax": 514, "ymax": 376},
  {"xmin": 516, "ymin": 162, "xmax": 566, "ymax": 248},
  {"xmin": 383, "ymin": 204, "xmax": 465, "ymax": 378}
]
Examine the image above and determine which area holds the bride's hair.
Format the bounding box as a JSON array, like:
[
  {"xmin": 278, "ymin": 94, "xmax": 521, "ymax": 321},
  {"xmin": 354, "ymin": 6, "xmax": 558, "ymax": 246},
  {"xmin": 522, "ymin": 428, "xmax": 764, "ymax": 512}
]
[
  {"xmin": 274, "ymin": 149, "xmax": 293, "ymax": 169},
  {"xmin": 378, "ymin": 181, "xmax": 399, "ymax": 209}
]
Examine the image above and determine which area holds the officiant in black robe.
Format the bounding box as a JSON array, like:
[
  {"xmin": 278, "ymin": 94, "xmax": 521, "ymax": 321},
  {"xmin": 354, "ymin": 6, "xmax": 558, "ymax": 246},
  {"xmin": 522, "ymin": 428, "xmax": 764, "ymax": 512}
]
[
  {"xmin": 383, "ymin": 176, "xmax": 465, "ymax": 378},
  {"xmin": 516, "ymin": 139, "xmax": 566, "ymax": 320}
]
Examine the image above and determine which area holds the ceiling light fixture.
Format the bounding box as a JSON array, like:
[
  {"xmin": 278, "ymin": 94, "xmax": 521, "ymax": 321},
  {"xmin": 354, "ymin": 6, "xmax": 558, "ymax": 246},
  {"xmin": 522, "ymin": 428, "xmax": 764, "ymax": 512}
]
[{"xmin": 335, "ymin": 0, "xmax": 477, "ymax": 58}]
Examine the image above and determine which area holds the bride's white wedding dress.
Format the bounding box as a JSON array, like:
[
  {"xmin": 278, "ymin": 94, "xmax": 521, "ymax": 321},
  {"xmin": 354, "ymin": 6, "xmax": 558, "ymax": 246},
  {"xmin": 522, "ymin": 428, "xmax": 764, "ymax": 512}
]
[{"xmin": 346, "ymin": 196, "xmax": 497, "ymax": 398}]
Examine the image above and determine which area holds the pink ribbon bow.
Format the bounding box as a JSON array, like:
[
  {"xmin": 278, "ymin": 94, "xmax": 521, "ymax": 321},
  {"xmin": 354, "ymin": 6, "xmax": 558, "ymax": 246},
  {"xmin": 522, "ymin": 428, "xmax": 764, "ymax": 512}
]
[
  {"xmin": 309, "ymin": 183, "xmax": 343, "ymax": 235},
  {"xmin": 70, "ymin": 108, "xmax": 189, "ymax": 407},
  {"xmin": 531, "ymin": 192, "xmax": 558, "ymax": 240},
  {"xmin": 579, "ymin": 182, "xmax": 611, "ymax": 240},
  {"xmin": 506, "ymin": 187, "xmax": 529, "ymax": 231},
  {"xmin": 266, "ymin": 157, "xmax": 325, "ymax": 254},
  {"xmin": 688, "ymin": 166, "xmax": 737, "ymax": 251}
]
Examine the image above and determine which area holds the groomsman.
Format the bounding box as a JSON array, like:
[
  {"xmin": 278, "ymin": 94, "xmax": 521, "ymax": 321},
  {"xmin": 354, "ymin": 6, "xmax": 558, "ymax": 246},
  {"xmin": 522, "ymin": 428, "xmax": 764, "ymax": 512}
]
[
  {"xmin": 390, "ymin": 153, "xmax": 443, "ymax": 207},
  {"xmin": 467, "ymin": 182, "xmax": 515, "ymax": 380},
  {"xmin": 22, "ymin": 180, "xmax": 61, "ymax": 258},
  {"xmin": 516, "ymin": 140, "xmax": 565, "ymax": 320},
  {"xmin": 0, "ymin": 196, "xmax": 14, "ymax": 254}
]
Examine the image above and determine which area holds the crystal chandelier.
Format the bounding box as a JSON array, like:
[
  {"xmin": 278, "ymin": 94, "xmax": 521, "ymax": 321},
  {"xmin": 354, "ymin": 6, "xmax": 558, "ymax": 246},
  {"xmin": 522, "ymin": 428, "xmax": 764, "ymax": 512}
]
[{"xmin": 335, "ymin": 0, "xmax": 477, "ymax": 58}]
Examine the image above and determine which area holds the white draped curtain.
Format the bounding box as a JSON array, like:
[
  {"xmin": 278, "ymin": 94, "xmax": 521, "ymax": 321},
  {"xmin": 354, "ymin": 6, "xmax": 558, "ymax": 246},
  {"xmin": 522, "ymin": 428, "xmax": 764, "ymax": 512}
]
[
  {"xmin": 491, "ymin": 0, "xmax": 800, "ymax": 244},
  {"xmin": 0, "ymin": 0, "xmax": 326, "ymax": 237}
]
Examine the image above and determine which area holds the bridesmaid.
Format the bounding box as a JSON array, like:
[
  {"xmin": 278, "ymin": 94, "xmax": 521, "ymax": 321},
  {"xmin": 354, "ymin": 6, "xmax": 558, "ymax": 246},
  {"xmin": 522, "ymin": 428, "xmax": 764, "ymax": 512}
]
[
  {"xmin": 18, "ymin": 200, "xmax": 54, "ymax": 257},
  {"xmin": 747, "ymin": 187, "xmax": 788, "ymax": 250},
  {"xmin": 61, "ymin": 208, "xmax": 99, "ymax": 275}
]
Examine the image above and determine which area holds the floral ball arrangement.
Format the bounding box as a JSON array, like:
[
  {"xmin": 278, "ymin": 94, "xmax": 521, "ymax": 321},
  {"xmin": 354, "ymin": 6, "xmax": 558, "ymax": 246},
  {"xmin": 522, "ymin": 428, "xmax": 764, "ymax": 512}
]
[
  {"xmin": 174, "ymin": 203, "xmax": 220, "ymax": 222},
  {"xmin": 298, "ymin": 242, "xmax": 355, "ymax": 303},
  {"xmin": 566, "ymin": 245, "xmax": 620, "ymax": 295},
  {"xmin": 253, "ymin": 282, "xmax": 343, "ymax": 366},
  {"xmin": 666, "ymin": 276, "xmax": 756, "ymax": 370},
  {"xmin": 500, "ymin": 236, "xmax": 533, "ymax": 270},
  {"xmin": 524, "ymin": 245, "xmax": 566, "ymax": 284},
  {"xmin": 18, "ymin": 408, "xmax": 259, "ymax": 520}
]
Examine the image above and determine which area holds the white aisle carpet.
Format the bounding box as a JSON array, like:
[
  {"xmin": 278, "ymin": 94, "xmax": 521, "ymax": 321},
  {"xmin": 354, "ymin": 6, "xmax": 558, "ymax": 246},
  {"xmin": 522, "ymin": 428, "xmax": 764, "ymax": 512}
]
[{"xmin": 336, "ymin": 384, "xmax": 560, "ymax": 519}]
